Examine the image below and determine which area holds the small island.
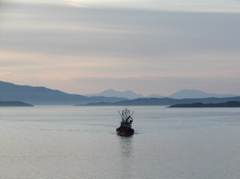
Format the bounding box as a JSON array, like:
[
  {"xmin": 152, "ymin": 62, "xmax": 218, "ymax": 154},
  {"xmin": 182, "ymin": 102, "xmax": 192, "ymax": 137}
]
[
  {"xmin": 0, "ymin": 101, "xmax": 34, "ymax": 107},
  {"xmin": 169, "ymin": 101, "xmax": 240, "ymax": 108}
]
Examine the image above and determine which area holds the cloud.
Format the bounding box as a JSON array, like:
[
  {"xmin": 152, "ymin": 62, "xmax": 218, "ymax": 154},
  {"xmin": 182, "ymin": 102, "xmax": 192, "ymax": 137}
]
[
  {"xmin": 1, "ymin": 4, "xmax": 240, "ymax": 57},
  {"xmin": 52, "ymin": 0, "xmax": 239, "ymax": 12},
  {"xmin": 4, "ymin": 0, "xmax": 239, "ymax": 12},
  {"xmin": 1, "ymin": 1, "xmax": 240, "ymax": 95},
  {"xmin": 0, "ymin": 72, "xmax": 11, "ymax": 76}
]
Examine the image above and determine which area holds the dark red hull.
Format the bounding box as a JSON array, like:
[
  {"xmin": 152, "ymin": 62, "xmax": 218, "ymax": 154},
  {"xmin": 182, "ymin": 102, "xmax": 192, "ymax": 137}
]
[{"xmin": 116, "ymin": 126, "xmax": 134, "ymax": 136}]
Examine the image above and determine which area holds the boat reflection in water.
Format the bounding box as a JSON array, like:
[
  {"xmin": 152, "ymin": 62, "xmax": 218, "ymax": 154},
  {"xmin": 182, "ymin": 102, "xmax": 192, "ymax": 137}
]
[{"xmin": 116, "ymin": 108, "xmax": 134, "ymax": 136}]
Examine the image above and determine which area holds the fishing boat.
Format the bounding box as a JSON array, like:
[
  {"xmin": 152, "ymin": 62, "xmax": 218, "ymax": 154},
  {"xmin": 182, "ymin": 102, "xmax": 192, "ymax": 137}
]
[{"xmin": 116, "ymin": 108, "xmax": 134, "ymax": 136}]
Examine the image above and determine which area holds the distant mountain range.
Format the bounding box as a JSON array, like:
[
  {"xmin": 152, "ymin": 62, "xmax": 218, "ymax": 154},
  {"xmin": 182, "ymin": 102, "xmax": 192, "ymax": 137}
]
[
  {"xmin": 0, "ymin": 81, "xmax": 126, "ymax": 105},
  {"xmin": 168, "ymin": 89, "xmax": 238, "ymax": 99},
  {"xmin": 87, "ymin": 89, "xmax": 145, "ymax": 99},
  {"xmin": 1, "ymin": 80, "xmax": 239, "ymax": 105},
  {"xmin": 87, "ymin": 89, "xmax": 238, "ymax": 99},
  {"xmin": 0, "ymin": 101, "xmax": 33, "ymax": 107},
  {"xmin": 83, "ymin": 97, "xmax": 240, "ymax": 106},
  {"xmin": 169, "ymin": 101, "xmax": 240, "ymax": 108}
]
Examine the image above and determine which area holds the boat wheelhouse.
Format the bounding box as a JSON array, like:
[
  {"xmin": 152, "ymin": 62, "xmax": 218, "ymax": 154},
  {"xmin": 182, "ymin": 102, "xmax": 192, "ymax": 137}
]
[{"xmin": 116, "ymin": 108, "xmax": 134, "ymax": 136}]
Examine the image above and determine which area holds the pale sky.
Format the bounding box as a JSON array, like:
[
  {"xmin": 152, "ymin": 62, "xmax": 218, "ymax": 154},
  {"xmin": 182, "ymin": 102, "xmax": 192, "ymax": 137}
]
[{"xmin": 1, "ymin": 0, "xmax": 240, "ymax": 95}]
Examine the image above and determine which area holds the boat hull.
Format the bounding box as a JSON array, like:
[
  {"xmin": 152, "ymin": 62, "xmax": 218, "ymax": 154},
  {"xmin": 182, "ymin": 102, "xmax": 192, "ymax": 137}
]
[{"xmin": 116, "ymin": 126, "xmax": 134, "ymax": 136}]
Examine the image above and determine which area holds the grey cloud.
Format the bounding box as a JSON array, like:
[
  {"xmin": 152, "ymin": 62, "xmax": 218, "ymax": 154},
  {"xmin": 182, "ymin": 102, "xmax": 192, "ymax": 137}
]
[
  {"xmin": 1, "ymin": 2, "xmax": 240, "ymax": 95},
  {"xmin": 1, "ymin": 3, "xmax": 240, "ymax": 58}
]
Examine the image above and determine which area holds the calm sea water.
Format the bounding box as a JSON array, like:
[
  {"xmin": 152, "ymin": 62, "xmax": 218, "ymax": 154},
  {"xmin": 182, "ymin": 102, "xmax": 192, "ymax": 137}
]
[{"xmin": 1, "ymin": 106, "xmax": 240, "ymax": 179}]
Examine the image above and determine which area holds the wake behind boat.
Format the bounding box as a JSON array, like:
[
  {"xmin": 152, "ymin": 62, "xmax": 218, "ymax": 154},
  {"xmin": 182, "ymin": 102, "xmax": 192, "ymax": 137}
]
[{"xmin": 116, "ymin": 108, "xmax": 134, "ymax": 136}]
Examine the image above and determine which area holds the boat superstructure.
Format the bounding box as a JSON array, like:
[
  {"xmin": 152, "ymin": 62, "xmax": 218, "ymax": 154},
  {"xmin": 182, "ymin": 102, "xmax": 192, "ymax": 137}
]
[{"xmin": 116, "ymin": 108, "xmax": 134, "ymax": 136}]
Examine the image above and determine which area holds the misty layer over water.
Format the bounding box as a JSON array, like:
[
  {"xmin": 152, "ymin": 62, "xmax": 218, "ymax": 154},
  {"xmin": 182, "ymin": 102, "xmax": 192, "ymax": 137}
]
[{"xmin": 1, "ymin": 106, "xmax": 240, "ymax": 178}]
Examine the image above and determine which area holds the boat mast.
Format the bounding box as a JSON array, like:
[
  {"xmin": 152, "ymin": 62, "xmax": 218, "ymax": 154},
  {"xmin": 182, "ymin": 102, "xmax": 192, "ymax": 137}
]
[{"xmin": 118, "ymin": 108, "xmax": 133, "ymax": 123}]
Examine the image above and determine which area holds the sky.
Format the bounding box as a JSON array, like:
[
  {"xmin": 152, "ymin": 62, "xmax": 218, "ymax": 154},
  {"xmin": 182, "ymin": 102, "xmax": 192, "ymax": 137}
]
[{"xmin": 1, "ymin": 0, "xmax": 240, "ymax": 96}]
